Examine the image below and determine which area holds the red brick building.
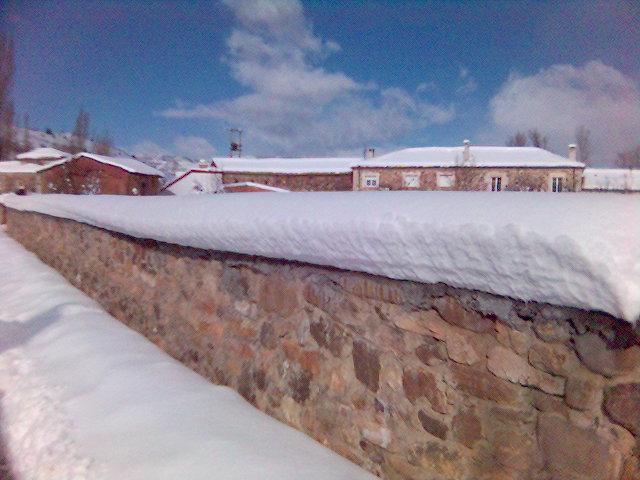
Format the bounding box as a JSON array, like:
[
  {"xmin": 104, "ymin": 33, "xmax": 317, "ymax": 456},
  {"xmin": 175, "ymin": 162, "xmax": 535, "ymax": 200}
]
[
  {"xmin": 0, "ymin": 150, "xmax": 163, "ymax": 195},
  {"xmin": 65, "ymin": 153, "xmax": 163, "ymax": 195},
  {"xmin": 0, "ymin": 149, "xmax": 70, "ymax": 194}
]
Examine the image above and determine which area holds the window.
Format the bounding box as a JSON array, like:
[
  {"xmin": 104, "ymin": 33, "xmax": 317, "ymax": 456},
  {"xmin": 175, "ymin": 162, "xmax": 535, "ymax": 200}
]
[
  {"xmin": 403, "ymin": 173, "xmax": 420, "ymax": 188},
  {"xmin": 362, "ymin": 173, "xmax": 379, "ymax": 189},
  {"xmin": 491, "ymin": 176, "xmax": 502, "ymax": 191},
  {"xmin": 551, "ymin": 177, "xmax": 563, "ymax": 192},
  {"xmin": 437, "ymin": 173, "xmax": 455, "ymax": 188}
]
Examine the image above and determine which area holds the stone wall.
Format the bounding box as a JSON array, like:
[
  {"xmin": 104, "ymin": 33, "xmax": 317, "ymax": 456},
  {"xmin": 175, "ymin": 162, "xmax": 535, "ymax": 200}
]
[
  {"xmin": 6, "ymin": 208, "xmax": 640, "ymax": 480},
  {"xmin": 221, "ymin": 171, "xmax": 353, "ymax": 191}
]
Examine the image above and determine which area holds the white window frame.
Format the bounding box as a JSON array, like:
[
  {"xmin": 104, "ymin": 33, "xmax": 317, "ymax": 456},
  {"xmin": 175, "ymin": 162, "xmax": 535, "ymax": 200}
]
[
  {"xmin": 491, "ymin": 176, "xmax": 502, "ymax": 192},
  {"xmin": 403, "ymin": 172, "xmax": 420, "ymax": 189},
  {"xmin": 551, "ymin": 176, "xmax": 564, "ymax": 192},
  {"xmin": 361, "ymin": 172, "xmax": 380, "ymax": 189},
  {"xmin": 436, "ymin": 172, "xmax": 455, "ymax": 188}
]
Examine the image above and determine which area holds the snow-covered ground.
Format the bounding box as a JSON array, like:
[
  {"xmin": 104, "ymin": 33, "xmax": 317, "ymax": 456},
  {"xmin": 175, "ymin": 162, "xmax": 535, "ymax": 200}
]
[
  {"xmin": 2, "ymin": 191, "xmax": 639, "ymax": 322},
  {"xmin": 0, "ymin": 231, "xmax": 374, "ymax": 480}
]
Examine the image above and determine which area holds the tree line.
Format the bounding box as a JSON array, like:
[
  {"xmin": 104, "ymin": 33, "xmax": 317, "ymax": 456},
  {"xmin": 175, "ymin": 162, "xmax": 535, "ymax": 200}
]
[
  {"xmin": 0, "ymin": 33, "xmax": 113, "ymax": 160},
  {"xmin": 505, "ymin": 126, "xmax": 639, "ymax": 168}
]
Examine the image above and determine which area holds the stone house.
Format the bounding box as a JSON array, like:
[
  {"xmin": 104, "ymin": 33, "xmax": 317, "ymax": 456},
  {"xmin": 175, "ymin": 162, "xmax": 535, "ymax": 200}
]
[{"xmin": 353, "ymin": 142, "xmax": 585, "ymax": 192}]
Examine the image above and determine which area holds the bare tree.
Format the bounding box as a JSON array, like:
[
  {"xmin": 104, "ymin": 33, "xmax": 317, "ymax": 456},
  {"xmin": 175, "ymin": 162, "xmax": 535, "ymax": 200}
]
[
  {"xmin": 504, "ymin": 169, "xmax": 546, "ymax": 191},
  {"xmin": 20, "ymin": 113, "xmax": 32, "ymax": 153},
  {"xmin": 69, "ymin": 107, "xmax": 90, "ymax": 154},
  {"xmin": 454, "ymin": 168, "xmax": 485, "ymax": 191},
  {"xmin": 93, "ymin": 131, "xmax": 113, "ymax": 155},
  {"xmin": 575, "ymin": 125, "xmax": 592, "ymax": 165},
  {"xmin": 0, "ymin": 34, "xmax": 15, "ymax": 161},
  {"xmin": 616, "ymin": 145, "xmax": 640, "ymax": 169},
  {"xmin": 506, "ymin": 132, "xmax": 527, "ymax": 147},
  {"xmin": 528, "ymin": 129, "xmax": 549, "ymax": 150}
]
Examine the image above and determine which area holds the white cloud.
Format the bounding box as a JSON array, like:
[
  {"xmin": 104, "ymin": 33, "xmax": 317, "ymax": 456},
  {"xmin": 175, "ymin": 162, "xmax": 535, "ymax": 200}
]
[
  {"xmin": 416, "ymin": 81, "xmax": 437, "ymax": 93},
  {"xmin": 131, "ymin": 136, "xmax": 216, "ymax": 159},
  {"xmin": 161, "ymin": 0, "xmax": 453, "ymax": 155},
  {"xmin": 456, "ymin": 66, "xmax": 477, "ymax": 95},
  {"xmin": 489, "ymin": 61, "xmax": 640, "ymax": 163},
  {"xmin": 173, "ymin": 136, "xmax": 217, "ymax": 159}
]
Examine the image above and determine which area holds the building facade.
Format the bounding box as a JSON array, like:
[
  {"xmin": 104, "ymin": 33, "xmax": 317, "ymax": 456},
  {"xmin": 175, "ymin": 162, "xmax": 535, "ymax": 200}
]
[
  {"xmin": 353, "ymin": 143, "xmax": 584, "ymax": 192},
  {"xmin": 64, "ymin": 154, "xmax": 162, "ymax": 195},
  {"xmin": 164, "ymin": 143, "xmax": 586, "ymax": 195}
]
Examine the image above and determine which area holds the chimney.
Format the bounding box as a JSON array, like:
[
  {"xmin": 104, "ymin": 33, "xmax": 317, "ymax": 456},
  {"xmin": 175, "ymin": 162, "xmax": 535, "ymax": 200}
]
[
  {"xmin": 568, "ymin": 144, "xmax": 577, "ymax": 162},
  {"xmin": 198, "ymin": 159, "xmax": 209, "ymax": 169},
  {"xmin": 463, "ymin": 139, "xmax": 471, "ymax": 165},
  {"xmin": 364, "ymin": 147, "xmax": 375, "ymax": 159}
]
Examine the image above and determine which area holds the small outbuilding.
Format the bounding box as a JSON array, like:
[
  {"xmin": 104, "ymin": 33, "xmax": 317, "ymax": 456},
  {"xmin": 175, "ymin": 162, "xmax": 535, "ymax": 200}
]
[{"xmin": 0, "ymin": 147, "xmax": 71, "ymax": 194}]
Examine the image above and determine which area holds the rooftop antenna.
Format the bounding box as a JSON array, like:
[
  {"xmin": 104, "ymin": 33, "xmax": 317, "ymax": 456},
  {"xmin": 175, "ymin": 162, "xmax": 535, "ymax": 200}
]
[{"xmin": 229, "ymin": 128, "xmax": 242, "ymax": 158}]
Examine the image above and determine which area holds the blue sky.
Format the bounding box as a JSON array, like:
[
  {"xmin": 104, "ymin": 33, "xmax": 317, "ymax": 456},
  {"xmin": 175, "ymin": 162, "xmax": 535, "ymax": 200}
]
[{"xmin": 3, "ymin": 0, "xmax": 639, "ymax": 162}]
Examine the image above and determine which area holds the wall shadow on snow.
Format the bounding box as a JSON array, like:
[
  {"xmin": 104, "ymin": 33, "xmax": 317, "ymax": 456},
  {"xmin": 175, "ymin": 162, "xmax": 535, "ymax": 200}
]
[
  {"xmin": 0, "ymin": 392, "xmax": 16, "ymax": 480},
  {"xmin": 0, "ymin": 304, "xmax": 71, "ymax": 354}
]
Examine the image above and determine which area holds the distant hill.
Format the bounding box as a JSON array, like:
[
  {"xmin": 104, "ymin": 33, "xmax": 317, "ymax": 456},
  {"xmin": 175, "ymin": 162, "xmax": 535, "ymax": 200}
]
[
  {"xmin": 130, "ymin": 154, "xmax": 199, "ymax": 183},
  {"xmin": 15, "ymin": 128, "xmax": 196, "ymax": 184}
]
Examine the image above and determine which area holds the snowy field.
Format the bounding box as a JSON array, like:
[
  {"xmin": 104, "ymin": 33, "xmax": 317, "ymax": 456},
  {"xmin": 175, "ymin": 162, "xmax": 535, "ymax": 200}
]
[
  {"xmin": 0, "ymin": 231, "xmax": 374, "ymax": 480},
  {"xmin": 2, "ymin": 191, "xmax": 639, "ymax": 323}
]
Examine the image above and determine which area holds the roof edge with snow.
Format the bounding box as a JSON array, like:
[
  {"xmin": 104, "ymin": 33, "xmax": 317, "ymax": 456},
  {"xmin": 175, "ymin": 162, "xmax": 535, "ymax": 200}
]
[{"xmin": 74, "ymin": 153, "xmax": 164, "ymax": 177}]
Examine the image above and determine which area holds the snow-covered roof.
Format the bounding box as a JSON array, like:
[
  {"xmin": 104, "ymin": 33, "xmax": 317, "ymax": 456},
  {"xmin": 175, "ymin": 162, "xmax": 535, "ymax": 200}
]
[
  {"xmin": 74, "ymin": 153, "xmax": 163, "ymax": 176},
  {"xmin": 0, "ymin": 158, "xmax": 69, "ymax": 173},
  {"xmin": 3, "ymin": 191, "xmax": 638, "ymax": 323},
  {"xmin": 582, "ymin": 168, "xmax": 640, "ymax": 192},
  {"xmin": 211, "ymin": 157, "xmax": 359, "ymax": 174},
  {"xmin": 356, "ymin": 146, "xmax": 584, "ymax": 169},
  {"xmin": 224, "ymin": 182, "xmax": 290, "ymax": 192},
  {"xmin": 163, "ymin": 169, "xmax": 222, "ymax": 195},
  {"xmin": 16, "ymin": 147, "xmax": 70, "ymax": 160}
]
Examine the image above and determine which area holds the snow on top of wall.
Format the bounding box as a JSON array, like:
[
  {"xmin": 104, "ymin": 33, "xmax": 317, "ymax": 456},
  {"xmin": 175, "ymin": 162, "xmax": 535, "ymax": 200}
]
[
  {"xmin": 16, "ymin": 147, "xmax": 70, "ymax": 160},
  {"xmin": 224, "ymin": 182, "xmax": 290, "ymax": 192},
  {"xmin": 0, "ymin": 232, "xmax": 375, "ymax": 480},
  {"xmin": 211, "ymin": 157, "xmax": 359, "ymax": 174},
  {"xmin": 0, "ymin": 158, "xmax": 69, "ymax": 173},
  {"xmin": 583, "ymin": 168, "xmax": 640, "ymax": 192},
  {"xmin": 2, "ymin": 191, "xmax": 639, "ymax": 323},
  {"xmin": 358, "ymin": 146, "xmax": 584, "ymax": 169},
  {"xmin": 75, "ymin": 153, "xmax": 164, "ymax": 177},
  {"xmin": 164, "ymin": 170, "xmax": 223, "ymax": 195}
]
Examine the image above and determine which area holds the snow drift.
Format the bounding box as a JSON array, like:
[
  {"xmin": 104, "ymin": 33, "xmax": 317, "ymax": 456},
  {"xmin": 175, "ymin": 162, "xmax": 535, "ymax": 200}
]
[
  {"xmin": 2, "ymin": 191, "xmax": 639, "ymax": 322},
  {"xmin": 0, "ymin": 232, "xmax": 374, "ymax": 479}
]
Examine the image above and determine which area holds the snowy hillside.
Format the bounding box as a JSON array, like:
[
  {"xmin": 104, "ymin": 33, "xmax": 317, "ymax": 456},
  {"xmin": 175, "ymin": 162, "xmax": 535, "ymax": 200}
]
[
  {"xmin": 16, "ymin": 128, "xmax": 130, "ymax": 157},
  {"xmin": 15, "ymin": 128, "xmax": 196, "ymax": 183},
  {"xmin": 130, "ymin": 154, "xmax": 197, "ymax": 183}
]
